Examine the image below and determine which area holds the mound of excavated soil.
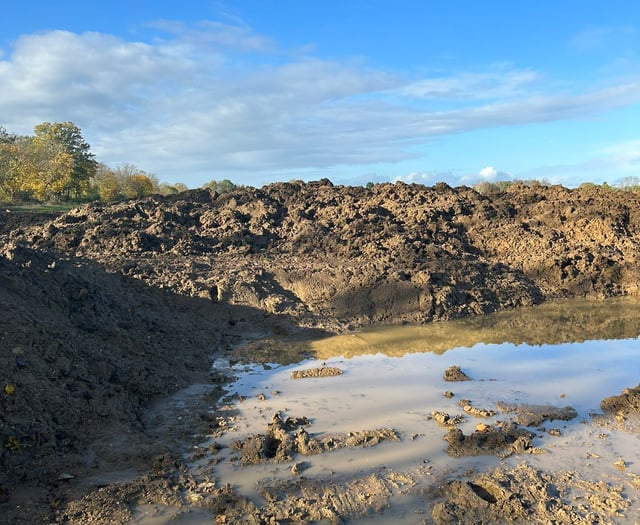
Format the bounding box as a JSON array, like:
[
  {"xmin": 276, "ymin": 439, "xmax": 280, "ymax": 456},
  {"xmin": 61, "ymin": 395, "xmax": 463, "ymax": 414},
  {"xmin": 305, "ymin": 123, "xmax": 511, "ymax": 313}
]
[
  {"xmin": 0, "ymin": 242, "xmax": 298, "ymax": 523},
  {"xmin": 10, "ymin": 181, "xmax": 640, "ymax": 331},
  {"xmin": 2, "ymin": 180, "xmax": 640, "ymax": 523}
]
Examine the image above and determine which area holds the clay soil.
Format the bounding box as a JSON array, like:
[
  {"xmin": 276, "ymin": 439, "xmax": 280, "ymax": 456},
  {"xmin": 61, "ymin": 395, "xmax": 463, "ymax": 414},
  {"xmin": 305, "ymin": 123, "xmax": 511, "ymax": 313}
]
[{"xmin": 2, "ymin": 180, "xmax": 640, "ymax": 524}]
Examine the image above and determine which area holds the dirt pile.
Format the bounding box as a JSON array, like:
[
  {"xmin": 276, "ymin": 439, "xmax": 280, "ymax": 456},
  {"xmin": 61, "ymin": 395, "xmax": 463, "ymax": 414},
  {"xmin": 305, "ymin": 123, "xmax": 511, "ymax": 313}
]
[
  {"xmin": 10, "ymin": 181, "xmax": 640, "ymax": 331},
  {"xmin": 0, "ymin": 237, "xmax": 289, "ymax": 523}
]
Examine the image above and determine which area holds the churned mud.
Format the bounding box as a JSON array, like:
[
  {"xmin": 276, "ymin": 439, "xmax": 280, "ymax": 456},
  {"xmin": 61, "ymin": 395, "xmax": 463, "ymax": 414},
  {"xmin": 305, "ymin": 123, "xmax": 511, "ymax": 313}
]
[
  {"xmin": 443, "ymin": 423, "xmax": 538, "ymax": 458},
  {"xmin": 495, "ymin": 402, "xmax": 578, "ymax": 427},
  {"xmin": 431, "ymin": 463, "xmax": 630, "ymax": 525},
  {"xmin": 228, "ymin": 411, "xmax": 398, "ymax": 465}
]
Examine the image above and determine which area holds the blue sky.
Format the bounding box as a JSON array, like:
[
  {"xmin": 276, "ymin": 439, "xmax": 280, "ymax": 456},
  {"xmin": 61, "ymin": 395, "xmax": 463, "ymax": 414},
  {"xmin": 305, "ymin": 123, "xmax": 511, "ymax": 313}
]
[{"xmin": 1, "ymin": 1, "xmax": 639, "ymax": 188}]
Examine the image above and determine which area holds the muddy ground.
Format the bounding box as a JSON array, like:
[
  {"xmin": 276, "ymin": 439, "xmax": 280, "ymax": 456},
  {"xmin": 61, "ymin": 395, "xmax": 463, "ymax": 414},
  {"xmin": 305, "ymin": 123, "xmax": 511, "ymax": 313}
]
[{"xmin": 2, "ymin": 180, "xmax": 640, "ymax": 523}]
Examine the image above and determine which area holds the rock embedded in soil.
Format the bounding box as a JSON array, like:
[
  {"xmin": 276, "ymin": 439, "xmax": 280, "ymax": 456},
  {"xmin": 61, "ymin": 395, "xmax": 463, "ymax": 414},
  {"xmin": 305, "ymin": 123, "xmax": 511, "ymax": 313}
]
[
  {"xmin": 291, "ymin": 461, "xmax": 310, "ymax": 475},
  {"xmin": 614, "ymin": 458, "xmax": 627, "ymax": 471}
]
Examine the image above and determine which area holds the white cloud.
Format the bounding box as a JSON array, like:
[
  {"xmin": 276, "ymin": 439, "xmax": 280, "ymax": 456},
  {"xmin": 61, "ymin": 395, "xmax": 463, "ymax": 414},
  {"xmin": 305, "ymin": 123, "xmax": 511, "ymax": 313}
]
[
  {"xmin": 600, "ymin": 140, "xmax": 640, "ymax": 170},
  {"xmin": 476, "ymin": 166, "xmax": 513, "ymax": 181},
  {"xmin": 1, "ymin": 24, "xmax": 640, "ymax": 187},
  {"xmin": 397, "ymin": 67, "xmax": 542, "ymax": 100},
  {"xmin": 478, "ymin": 166, "xmax": 498, "ymax": 179},
  {"xmin": 394, "ymin": 171, "xmax": 454, "ymax": 186}
]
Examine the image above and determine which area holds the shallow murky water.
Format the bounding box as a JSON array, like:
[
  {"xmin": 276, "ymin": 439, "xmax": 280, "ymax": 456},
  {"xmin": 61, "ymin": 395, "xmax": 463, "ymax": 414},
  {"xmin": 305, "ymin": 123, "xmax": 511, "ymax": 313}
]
[
  {"xmin": 212, "ymin": 297, "xmax": 640, "ymax": 521},
  {"xmin": 135, "ymin": 297, "xmax": 640, "ymax": 524}
]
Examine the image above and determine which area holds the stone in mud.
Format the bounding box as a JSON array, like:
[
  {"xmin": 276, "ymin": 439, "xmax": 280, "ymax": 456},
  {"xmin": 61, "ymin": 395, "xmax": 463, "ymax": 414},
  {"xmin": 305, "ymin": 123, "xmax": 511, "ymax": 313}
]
[
  {"xmin": 290, "ymin": 366, "xmax": 343, "ymax": 379},
  {"xmin": 443, "ymin": 365, "xmax": 471, "ymax": 382},
  {"xmin": 495, "ymin": 401, "xmax": 578, "ymax": 426}
]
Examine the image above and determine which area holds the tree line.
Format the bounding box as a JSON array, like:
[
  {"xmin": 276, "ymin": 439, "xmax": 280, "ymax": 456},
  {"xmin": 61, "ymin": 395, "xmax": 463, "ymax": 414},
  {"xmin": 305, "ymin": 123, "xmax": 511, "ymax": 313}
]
[
  {"xmin": 7, "ymin": 121, "xmax": 636, "ymax": 206},
  {"xmin": 0, "ymin": 122, "xmax": 238, "ymax": 205}
]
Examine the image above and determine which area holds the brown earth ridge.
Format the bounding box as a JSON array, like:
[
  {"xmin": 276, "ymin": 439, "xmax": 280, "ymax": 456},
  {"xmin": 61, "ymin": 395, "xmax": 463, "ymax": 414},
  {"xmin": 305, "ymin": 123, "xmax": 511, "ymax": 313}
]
[{"xmin": 2, "ymin": 179, "xmax": 640, "ymax": 523}]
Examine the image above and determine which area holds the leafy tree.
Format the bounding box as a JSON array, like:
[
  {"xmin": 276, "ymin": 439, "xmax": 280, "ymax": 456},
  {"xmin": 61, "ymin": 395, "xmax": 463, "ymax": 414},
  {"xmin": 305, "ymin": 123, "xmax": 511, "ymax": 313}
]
[
  {"xmin": 116, "ymin": 163, "xmax": 157, "ymax": 199},
  {"xmin": 33, "ymin": 122, "xmax": 97, "ymax": 199},
  {"xmin": 0, "ymin": 123, "xmax": 186, "ymax": 204},
  {"xmin": 91, "ymin": 162, "xmax": 159, "ymax": 201},
  {"xmin": 92, "ymin": 163, "xmax": 122, "ymax": 201},
  {"xmin": 0, "ymin": 142, "xmax": 19, "ymax": 201},
  {"xmin": 172, "ymin": 182, "xmax": 189, "ymax": 193},
  {"xmin": 0, "ymin": 128, "xmax": 22, "ymax": 201},
  {"xmin": 204, "ymin": 179, "xmax": 237, "ymax": 193},
  {"xmin": 19, "ymin": 138, "xmax": 75, "ymax": 201},
  {"xmin": 157, "ymin": 182, "xmax": 189, "ymax": 196},
  {"xmin": 121, "ymin": 173, "xmax": 156, "ymax": 199},
  {"xmin": 618, "ymin": 176, "xmax": 640, "ymax": 192}
]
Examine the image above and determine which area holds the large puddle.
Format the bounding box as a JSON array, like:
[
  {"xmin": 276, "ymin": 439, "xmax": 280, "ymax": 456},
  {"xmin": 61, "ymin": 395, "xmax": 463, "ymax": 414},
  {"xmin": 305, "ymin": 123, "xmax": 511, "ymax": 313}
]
[{"xmin": 137, "ymin": 297, "xmax": 640, "ymax": 523}]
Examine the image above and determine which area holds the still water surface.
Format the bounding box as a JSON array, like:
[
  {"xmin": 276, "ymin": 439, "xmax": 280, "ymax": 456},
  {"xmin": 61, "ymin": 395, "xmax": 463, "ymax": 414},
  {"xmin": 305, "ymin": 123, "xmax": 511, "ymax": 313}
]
[
  {"xmin": 216, "ymin": 298, "xmax": 640, "ymax": 501},
  {"xmin": 135, "ymin": 297, "xmax": 640, "ymax": 523}
]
